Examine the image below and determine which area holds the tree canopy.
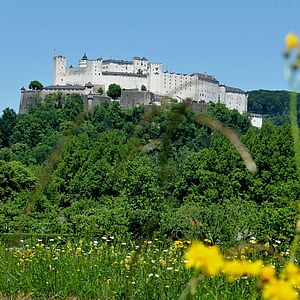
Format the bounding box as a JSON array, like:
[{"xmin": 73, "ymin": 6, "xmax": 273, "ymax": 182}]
[
  {"xmin": 29, "ymin": 80, "xmax": 43, "ymax": 91},
  {"xmin": 107, "ymin": 84, "xmax": 121, "ymax": 99},
  {"xmin": 0, "ymin": 94, "xmax": 298, "ymax": 245},
  {"xmin": 247, "ymin": 89, "xmax": 300, "ymax": 125}
]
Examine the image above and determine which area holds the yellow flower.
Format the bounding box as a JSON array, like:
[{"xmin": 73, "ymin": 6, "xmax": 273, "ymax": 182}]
[
  {"xmin": 223, "ymin": 260, "xmax": 263, "ymax": 278},
  {"xmin": 262, "ymin": 278, "xmax": 298, "ymax": 300},
  {"xmin": 175, "ymin": 240, "xmax": 184, "ymax": 247},
  {"xmin": 223, "ymin": 260, "xmax": 243, "ymax": 277},
  {"xmin": 244, "ymin": 260, "xmax": 264, "ymax": 276},
  {"xmin": 204, "ymin": 238, "xmax": 212, "ymax": 244},
  {"xmin": 285, "ymin": 33, "xmax": 299, "ymax": 49},
  {"xmin": 283, "ymin": 263, "xmax": 300, "ymax": 287},
  {"xmin": 260, "ymin": 266, "xmax": 276, "ymax": 282},
  {"xmin": 184, "ymin": 241, "xmax": 224, "ymax": 276}
]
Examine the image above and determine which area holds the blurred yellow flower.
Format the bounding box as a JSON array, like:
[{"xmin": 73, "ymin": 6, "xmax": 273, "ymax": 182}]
[
  {"xmin": 260, "ymin": 266, "xmax": 276, "ymax": 282},
  {"xmin": 283, "ymin": 263, "xmax": 300, "ymax": 287},
  {"xmin": 262, "ymin": 278, "xmax": 297, "ymax": 300},
  {"xmin": 223, "ymin": 260, "xmax": 263, "ymax": 277},
  {"xmin": 184, "ymin": 241, "xmax": 224, "ymax": 276},
  {"xmin": 285, "ymin": 33, "xmax": 299, "ymax": 49}
]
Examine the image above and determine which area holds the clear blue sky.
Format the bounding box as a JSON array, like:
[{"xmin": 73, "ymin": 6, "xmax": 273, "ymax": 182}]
[{"xmin": 0, "ymin": 0, "xmax": 299, "ymax": 113}]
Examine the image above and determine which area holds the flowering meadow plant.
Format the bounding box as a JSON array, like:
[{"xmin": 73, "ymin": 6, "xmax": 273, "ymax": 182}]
[
  {"xmin": 183, "ymin": 241, "xmax": 299, "ymax": 300},
  {"xmin": 180, "ymin": 32, "xmax": 300, "ymax": 300}
]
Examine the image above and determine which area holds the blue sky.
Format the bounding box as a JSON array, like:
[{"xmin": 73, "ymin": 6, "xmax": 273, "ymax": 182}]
[{"xmin": 0, "ymin": 0, "xmax": 299, "ymax": 113}]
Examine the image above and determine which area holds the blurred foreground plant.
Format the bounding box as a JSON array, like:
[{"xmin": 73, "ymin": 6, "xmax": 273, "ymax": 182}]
[{"xmin": 181, "ymin": 32, "xmax": 300, "ymax": 300}]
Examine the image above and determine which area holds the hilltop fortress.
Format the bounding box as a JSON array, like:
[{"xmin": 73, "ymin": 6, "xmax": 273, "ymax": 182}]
[{"xmin": 20, "ymin": 54, "xmax": 247, "ymax": 114}]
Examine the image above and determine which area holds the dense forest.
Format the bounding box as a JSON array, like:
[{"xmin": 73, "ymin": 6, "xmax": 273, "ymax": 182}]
[
  {"xmin": 0, "ymin": 91, "xmax": 298, "ymax": 247},
  {"xmin": 248, "ymin": 89, "xmax": 300, "ymax": 125}
]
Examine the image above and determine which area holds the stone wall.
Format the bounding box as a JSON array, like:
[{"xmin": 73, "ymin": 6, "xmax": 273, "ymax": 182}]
[
  {"xmin": 84, "ymin": 95, "xmax": 111, "ymax": 111},
  {"xmin": 19, "ymin": 91, "xmax": 42, "ymax": 114},
  {"xmin": 120, "ymin": 90, "xmax": 155, "ymax": 109},
  {"xmin": 19, "ymin": 89, "xmax": 209, "ymax": 115}
]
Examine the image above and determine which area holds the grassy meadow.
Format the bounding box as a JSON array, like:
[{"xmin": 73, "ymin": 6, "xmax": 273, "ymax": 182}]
[{"xmin": 0, "ymin": 235, "xmax": 292, "ymax": 299}]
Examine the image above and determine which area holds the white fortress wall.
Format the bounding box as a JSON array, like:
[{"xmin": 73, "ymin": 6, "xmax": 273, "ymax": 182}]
[
  {"xmin": 100, "ymin": 73, "xmax": 148, "ymax": 91},
  {"xmin": 224, "ymin": 87, "xmax": 248, "ymax": 113},
  {"xmin": 133, "ymin": 57, "xmax": 148, "ymax": 74},
  {"xmin": 53, "ymin": 54, "xmax": 248, "ymax": 113},
  {"xmin": 163, "ymin": 73, "xmax": 197, "ymax": 100},
  {"xmin": 219, "ymin": 85, "xmax": 226, "ymax": 104},
  {"xmin": 102, "ymin": 59, "xmax": 134, "ymax": 73}
]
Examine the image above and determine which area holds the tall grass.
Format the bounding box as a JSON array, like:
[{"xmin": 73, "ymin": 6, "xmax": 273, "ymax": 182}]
[{"xmin": 0, "ymin": 237, "xmax": 262, "ymax": 299}]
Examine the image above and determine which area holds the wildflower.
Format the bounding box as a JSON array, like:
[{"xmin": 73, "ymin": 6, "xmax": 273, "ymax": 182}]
[
  {"xmin": 161, "ymin": 259, "xmax": 166, "ymax": 266},
  {"xmin": 223, "ymin": 260, "xmax": 263, "ymax": 278},
  {"xmin": 167, "ymin": 267, "xmax": 173, "ymax": 270},
  {"xmin": 155, "ymin": 274, "xmax": 160, "ymax": 278},
  {"xmin": 262, "ymin": 278, "xmax": 298, "ymax": 300},
  {"xmin": 285, "ymin": 33, "xmax": 299, "ymax": 49},
  {"xmin": 243, "ymin": 260, "xmax": 264, "ymax": 276},
  {"xmin": 260, "ymin": 265, "xmax": 276, "ymax": 282},
  {"xmin": 148, "ymin": 273, "xmax": 154, "ymax": 277},
  {"xmin": 184, "ymin": 241, "xmax": 224, "ymax": 276},
  {"xmin": 204, "ymin": 238, "xmax": 212, "ymax": 244},
  {"xmin": 175, "ymin": 240, "xmax": 183, "ymax": 246},
  {"xmin": 283, "ymin": 263, "xmax": 300, "ymax": 287}
]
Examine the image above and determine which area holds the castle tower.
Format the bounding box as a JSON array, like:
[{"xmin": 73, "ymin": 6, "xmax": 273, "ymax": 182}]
[
  {"xmin": 53, "ymin": 55, "xmax": 66, "ymax": 85},
  {"xmin": 148, "ymin": 63, "xmax": 163, "ymax": 94},
  {"xmin": 79, "ymin": 53, "xmax": 88, "ymax": 68}
]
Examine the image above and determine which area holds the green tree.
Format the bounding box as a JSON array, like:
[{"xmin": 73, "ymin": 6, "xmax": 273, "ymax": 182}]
[
  {"xmin": 141, "ymin": 85, "xmax": 147, "ymax": 91},
  {"xmin": 107, "ymin": 84, "xmax": 121, "ymax": 99},
  {"xmin": 97, "ymin": 87, "xmax": 104, "ymax": 95},
  {"xmin": 0, "ymin": 108, "xmax": 17, "ymax": 147},
  {"xmin": 29, "ymin": 80, "xmax": 43, "ymax": 90},
  {"xmin": 0, "ymin": 160, "xmax": 36, "ymax": 202}
]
